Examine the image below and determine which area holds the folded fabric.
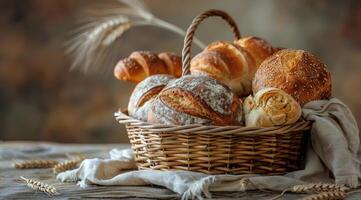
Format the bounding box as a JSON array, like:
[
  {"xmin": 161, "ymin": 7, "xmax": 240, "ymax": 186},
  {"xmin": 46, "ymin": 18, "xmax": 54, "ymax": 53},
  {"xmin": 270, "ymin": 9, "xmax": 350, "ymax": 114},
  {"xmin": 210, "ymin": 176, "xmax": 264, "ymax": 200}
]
[{"xmin": 57, "ymin": 98, "xmax": 360, "ymax": 200}]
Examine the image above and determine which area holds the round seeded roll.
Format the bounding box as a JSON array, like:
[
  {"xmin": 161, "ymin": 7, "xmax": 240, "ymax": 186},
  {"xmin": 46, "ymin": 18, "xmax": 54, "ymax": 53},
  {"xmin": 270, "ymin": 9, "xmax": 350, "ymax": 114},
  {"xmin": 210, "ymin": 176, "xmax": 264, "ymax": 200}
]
[
  {"xmin": 148, "ymin": 75, "xmax": 243, "ymax": 125},
  {"xmin": 128, "ymin": 74, "xmax": 174, "ymax": 121},
  {"xmin": 244, "ymin": 87, "xmax": 301, "ymax": 127},
  {"xmin": 253, "ymin": 49, "xmax": 332, "ymax": 106}
]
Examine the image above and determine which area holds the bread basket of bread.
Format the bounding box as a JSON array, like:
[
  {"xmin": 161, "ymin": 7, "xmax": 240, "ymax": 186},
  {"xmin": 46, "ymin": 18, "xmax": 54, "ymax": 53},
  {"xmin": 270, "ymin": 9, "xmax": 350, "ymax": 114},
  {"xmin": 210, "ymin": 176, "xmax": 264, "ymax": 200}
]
[{"xmin": 114, "ymin": 9, "xmax": 332, "ymax": 175}]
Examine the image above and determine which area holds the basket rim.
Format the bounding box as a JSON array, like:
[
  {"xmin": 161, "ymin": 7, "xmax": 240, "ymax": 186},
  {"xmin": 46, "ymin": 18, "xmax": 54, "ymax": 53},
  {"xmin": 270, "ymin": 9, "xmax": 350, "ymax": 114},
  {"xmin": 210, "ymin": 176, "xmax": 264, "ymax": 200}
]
[{"xmin": 114, "ymin": 109, "xmax": 311, "ymax": 136}]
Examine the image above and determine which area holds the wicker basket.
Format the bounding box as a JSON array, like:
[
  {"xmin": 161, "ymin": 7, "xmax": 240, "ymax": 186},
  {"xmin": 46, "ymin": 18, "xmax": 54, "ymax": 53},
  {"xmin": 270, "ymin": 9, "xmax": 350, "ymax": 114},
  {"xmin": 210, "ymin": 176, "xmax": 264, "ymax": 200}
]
[{"xmin": 115, "ymin": 9, "xmax": 312, "ymax": 175}]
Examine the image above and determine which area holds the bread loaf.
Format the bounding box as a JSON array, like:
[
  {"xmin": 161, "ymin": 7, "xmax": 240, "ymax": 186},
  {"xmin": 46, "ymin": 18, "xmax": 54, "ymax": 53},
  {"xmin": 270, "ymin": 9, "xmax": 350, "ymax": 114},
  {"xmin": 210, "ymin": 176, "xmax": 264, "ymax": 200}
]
[
  {"xmin": 114, "ymin": 51, "xmax": 182, "ymax": 83},
  {"xmin": 190, "ymin": 37, "xmax": 276, "ymax": 96},
  {"xmin": 128, "ymin": 75, "xmax": 174, "ymax": 121},
  {"xmin": 234, "ymin": 36, "xmax": 276, "ymax": 67},
  {"xmin": 244, "ymin": 87, "xmax": 301, "ymax": 127},
  {"xmin": 253, "ymin": 49, "xmax": 332, "ymax": 105},
  {"xmin": 148, "ymin": 75, "xmax": 243, "ymax": 125}
]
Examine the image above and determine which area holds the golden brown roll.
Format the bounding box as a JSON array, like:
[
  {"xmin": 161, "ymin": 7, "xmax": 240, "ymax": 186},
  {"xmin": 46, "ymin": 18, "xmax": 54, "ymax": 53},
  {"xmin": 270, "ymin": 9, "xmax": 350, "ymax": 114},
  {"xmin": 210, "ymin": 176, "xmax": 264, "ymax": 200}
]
[
  {"xmin": 158, "ymin": 52, "xmax": 182, "ymax": 78},
  {"xmin": 148, "ymin": 75, "xmax": 243, "ymax": 125},
  {"xmin": 244, "ymin": 87, "xmax": 301, "ymax": 127},
  {"xmin": 253, "ymin": 49, "xmax": 332, "ymax": 106},
  {"xmin": 190, "ymin": 37, "xmax": 275, "ymax": 96},
  {"xmin": 234, "ymin": 36, "xmax": 276, "ymax": 67},
  {"xmin": 114, "ymin": 51, "xmax": 182, "ymax": 83},
  {"xmin": 128, "ymin": 74, "xmax": 174, "ymax": 121}
]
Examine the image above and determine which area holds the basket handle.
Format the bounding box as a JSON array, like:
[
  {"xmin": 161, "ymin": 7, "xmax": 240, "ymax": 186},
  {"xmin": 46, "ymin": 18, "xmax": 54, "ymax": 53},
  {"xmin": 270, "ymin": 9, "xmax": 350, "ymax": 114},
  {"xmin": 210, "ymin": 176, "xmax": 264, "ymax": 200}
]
[{"xmin": 181, "ymin": 9, "xmax": 241, "ymax": 76}]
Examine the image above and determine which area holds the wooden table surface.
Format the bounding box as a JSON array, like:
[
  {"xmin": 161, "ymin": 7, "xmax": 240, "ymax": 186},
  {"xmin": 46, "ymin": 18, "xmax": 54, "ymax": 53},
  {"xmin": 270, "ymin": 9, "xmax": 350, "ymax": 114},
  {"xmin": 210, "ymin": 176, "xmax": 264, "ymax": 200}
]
[{"xmin": 1, "ymin": 141, "xmax": 360, "ymax": 200}]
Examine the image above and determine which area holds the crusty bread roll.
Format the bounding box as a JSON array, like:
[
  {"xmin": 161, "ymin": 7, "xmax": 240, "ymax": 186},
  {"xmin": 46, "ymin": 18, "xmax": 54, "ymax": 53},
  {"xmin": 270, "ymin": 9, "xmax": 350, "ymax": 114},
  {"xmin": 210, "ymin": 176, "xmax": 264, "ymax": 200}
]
[
  {"xmin": 244, "ymin": 87, "xmax": 301, "ymax": 127},
  {"xmin": 158, "ymin": 52, "xmax": 182, "ymax": 77},
  {"xmin": 114, "ymin": 51, "xmax": 182, "ymax": 83},
  {"xmin": 253, "ymin": 49, "xmax": 332, "ymax": 106},
  {"xmin": 128, "ymin": 75, "xmax": 174, "ymax": 121},
  {"xmin": 234, "ymin": 36, "xmax": 276, "ymax": 67},
  {"xmin": 148, "ymin": 75, "xmax": 243, "ymax": 125},
  {"xmin": 190, "ymin": 37, "xmax": 276, "ymax": 96}
]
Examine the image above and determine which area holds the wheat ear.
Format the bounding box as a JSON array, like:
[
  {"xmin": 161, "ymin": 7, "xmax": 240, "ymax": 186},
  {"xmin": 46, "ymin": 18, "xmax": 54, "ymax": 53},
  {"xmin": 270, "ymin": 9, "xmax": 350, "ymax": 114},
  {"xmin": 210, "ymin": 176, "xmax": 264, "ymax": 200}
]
[
  {"xmin": 13, "ymin": 160, "xmax": 59, "ymax": 169},
  {"xmin": 68, "ymin": 0, "xmax": 206, "ymax": 73},
  {"xmin": 291, "ymin": 183, "xmax": 349, "ymax": 193},
  {"xmin": 53, "ymin": 158, "xmax": 84, "ymax": 174},
  {"xmin": 20, "ymin": 176, "xmax": 59, "ymax": 196},
  {"xmin": 301, "ymin": 191, "xmax": 346, "ymax": 200},
  {"xmin": 269, "ymin": 183, "xmax": 349, "ymax": 200}
]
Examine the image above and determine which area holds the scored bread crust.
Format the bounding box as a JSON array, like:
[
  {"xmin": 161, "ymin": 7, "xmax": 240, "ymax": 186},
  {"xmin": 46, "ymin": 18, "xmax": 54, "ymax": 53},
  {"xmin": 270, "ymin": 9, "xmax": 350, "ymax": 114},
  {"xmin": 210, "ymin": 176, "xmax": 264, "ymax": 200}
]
[
  {"xmin": 114, "ymin": 51, "xmax": 182, "ymax": 83},
  {"xmin": 158, "ymin": 52, "xmax": 182, "ymax": 78},
  {"xmin": 148, "ymin": 75, "xmax": 243, "ymax": 125},
  {"xmin": 190, "ymin": 37, "xmax": 275, "ymax": 96},
  {"xmin": 252, "ymin": 49, "xmax": 332, "ymax": 106},
  {"xmin": 114, "ymin": 58, "xmax": 146, "ymax": 83},
  {"xmin": 128, "ymin": 74, "xmax": 174, "ymax": 121},
  {"xmin": 234, "ymin": 36, "xmax": 275, "ymax": 68},
  {"xmin": 129, "ymin": 51, "xmax": 168, "ymax": 77},
  {"xmin": 190, "ymin": 41, "xmax": 255, "ymax": 96}
]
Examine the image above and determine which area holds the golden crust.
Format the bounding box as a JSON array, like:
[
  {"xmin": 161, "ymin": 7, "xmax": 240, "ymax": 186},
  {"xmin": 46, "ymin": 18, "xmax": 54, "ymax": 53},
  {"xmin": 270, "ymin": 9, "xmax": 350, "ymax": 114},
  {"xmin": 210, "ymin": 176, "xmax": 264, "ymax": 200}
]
[
  {"xmin": 190, "ymin": 50, "xmax": 230, "ymax": 82},
  {"xmin": 189, "ymin": 37, "xmax": 275, "ymax": 97},
  {"xmin": 252, "ymin": 49, "xmax": 332, "ymax": 106},
  {"xmin": 244, "ymin": 87, "xmax": 301, "ymax": 127},
  {"xmin": 130, "ymin": 51, "xmax": 168, "ymax": 76},
  {"xmin": 205, "ymin": 41, "xmax": 248, "ymax": 78},
  {"xmin": 114, "ymin": 51, "xmax": 180, "ymax": 83},
  {"xmin": 158, "ymin": 52, "xmax": 182, "ymax": 77},
  {"xmin": 234, "ymin": 36, "xmax": 275, "ymax": 69},
  {"xmin": 114, "ymin": 58, "xmax": 146, "ymax": 83},
  {"xmin": 190, "ymin": 41, "xmax": 255, "ymax": 96}
]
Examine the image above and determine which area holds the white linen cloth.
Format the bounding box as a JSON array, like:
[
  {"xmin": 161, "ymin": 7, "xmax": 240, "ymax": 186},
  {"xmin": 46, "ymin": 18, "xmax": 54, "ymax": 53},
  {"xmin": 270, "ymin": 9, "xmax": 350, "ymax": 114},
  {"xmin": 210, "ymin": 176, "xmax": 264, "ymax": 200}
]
[{"xmin": 57, "ymin": 98, "xmax": 360, "ymax": 200}]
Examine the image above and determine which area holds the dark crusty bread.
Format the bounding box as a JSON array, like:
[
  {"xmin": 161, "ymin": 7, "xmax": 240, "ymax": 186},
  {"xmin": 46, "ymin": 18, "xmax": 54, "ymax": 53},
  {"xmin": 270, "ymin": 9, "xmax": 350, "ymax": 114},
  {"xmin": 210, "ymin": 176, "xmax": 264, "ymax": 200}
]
[
  {"xmin": 252, "ymin": 49, "xmax": 332, "ymax": 106},
  {"xmin": 128, "ymin": 74, "xmax": 174, "ymax": 121},
  {"xmin": 148, "ymin": 75, "xmax": 243, "ymax": 125}
]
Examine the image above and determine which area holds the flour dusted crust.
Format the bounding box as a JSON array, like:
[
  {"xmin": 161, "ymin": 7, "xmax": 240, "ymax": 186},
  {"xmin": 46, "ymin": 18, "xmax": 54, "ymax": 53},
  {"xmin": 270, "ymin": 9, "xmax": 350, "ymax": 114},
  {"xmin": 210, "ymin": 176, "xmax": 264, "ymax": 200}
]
[
  {"xmin": 128, "ymin": 74, "xmax": 174, "ymax": 121},
  {"xmin": 148, "ymin": 75, "xmax": 243, "ymax": 125},
  {"xmin": 148, "ymin": 96, "xmax": 212, "ymax": 125},
  {"xmin": 253, "ymin": 49, "xmax": 332, "ymax": 106}
]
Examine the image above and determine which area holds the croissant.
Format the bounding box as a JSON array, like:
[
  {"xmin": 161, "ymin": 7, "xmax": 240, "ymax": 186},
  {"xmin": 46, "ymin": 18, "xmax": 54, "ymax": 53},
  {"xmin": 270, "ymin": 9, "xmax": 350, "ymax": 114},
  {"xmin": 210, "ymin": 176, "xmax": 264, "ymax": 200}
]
[
  {"xmin": 114, "ymin": 51, "xmax": 182, "ymax": 83},
  {"xmin": 190, "ymin": 36, "xmax": 277, "ymax": 96},
  {"xmin": 243, "ymin": 87, "xmax": 301, "ymax": 127}
]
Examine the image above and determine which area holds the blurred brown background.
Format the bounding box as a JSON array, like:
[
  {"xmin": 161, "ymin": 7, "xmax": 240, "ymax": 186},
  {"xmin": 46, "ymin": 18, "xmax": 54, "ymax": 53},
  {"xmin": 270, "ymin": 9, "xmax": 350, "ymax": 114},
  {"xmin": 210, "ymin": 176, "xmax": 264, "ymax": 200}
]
[{"xmin": 0, "ymin": 0, "xmax": 360, "ymax": 143}]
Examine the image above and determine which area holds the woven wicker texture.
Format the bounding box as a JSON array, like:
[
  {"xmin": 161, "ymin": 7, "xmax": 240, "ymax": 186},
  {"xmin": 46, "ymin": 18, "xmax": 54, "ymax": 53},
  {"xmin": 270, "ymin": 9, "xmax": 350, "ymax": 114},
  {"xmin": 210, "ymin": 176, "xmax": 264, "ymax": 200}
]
[
  {"xmin": 115, "ymin": 111, "xmax": 310, "ymax": 174},
  {"xmin": 116, "ymin": 9, "xmax": 311, "ymax": 175}
]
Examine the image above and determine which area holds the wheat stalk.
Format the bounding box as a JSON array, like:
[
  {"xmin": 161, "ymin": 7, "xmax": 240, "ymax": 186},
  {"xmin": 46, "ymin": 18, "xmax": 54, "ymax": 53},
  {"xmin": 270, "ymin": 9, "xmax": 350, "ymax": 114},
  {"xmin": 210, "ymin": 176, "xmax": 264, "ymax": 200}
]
[
  {"xmin": 53, "ymin": 158, "xmax": 84, "ymax": 174},
  {"xmin": 301, "ymin": 191, "xmax": 346, "ymax": 200},
  {"xmin": 269, "ymin": 183, "xmax": 349, "ymax": 200},
  {"xmin": 13, "ymin": 160, "xmax": 59, "ymax": 169},
  {"xmin": 68, "ymin": 0, "xmax": 206, "ymax": 73},
  {"xmin": 20, "ymin": 176, "xmax": 59, "ymax": 196},
  {"xmin": 291, "ymin": 183, "xmax": 349, "ymax": 193}
]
